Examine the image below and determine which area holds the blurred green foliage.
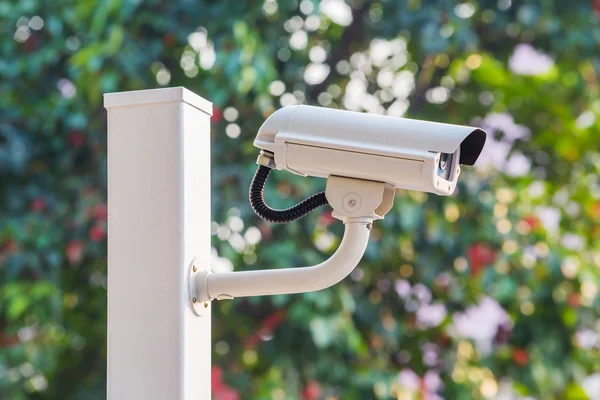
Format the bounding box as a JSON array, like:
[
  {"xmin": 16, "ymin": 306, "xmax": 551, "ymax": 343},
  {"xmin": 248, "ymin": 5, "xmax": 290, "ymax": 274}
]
[{"xmin": 1, "ymin": 0, "xmax": 600, "ymax": 399}]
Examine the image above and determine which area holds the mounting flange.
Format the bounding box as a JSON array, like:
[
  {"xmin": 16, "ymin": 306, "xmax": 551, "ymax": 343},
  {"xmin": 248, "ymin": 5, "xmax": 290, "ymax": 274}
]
[{"xmin": 189, "ymin": 258, "xmax": 210, "ymax": 316}]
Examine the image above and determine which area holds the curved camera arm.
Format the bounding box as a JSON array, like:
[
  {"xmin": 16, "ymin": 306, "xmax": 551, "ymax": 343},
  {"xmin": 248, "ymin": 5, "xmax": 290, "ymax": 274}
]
[
  {"xmin": 196, "ymin": 219, "xmax": 370, "ymax": 302},
  {"xmin": 190, "ymin": 176, "xmax": 395, "ymax": 306}
]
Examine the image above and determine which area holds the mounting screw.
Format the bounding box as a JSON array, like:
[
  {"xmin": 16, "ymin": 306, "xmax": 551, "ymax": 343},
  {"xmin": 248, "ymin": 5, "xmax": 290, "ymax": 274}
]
[
  {"xmin": 366, "ymin": 223, "xmax": 373, "ymax": 230},
  {"xmin": 348, "ymin": 199, "xmax": 356, "ymax": 207},
  {"xmin": 192, "ymin": 265, "xmax": 197, "ymax": 272},
  {"xmin": 204, "ymin": 302, "xmax": 209, "ymax": 308},
  {"xmin": 192, "ymin": 297, "xmax": 197, "ymax": 303}
]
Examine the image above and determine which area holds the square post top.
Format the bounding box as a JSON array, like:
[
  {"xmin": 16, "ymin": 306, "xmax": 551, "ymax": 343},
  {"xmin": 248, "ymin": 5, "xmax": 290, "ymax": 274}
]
[{"xmin": 104, "ymin": 86, "xmax": 213, "ymax": 116}]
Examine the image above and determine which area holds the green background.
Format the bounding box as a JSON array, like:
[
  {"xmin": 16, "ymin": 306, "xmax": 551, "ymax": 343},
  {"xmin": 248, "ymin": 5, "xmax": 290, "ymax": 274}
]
[{"xmin": 1, "ymin": 0, "xmax": 600, "ymax": 399}]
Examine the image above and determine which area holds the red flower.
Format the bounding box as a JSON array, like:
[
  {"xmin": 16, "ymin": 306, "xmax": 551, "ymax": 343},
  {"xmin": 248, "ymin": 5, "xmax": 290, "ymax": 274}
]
[
  {"xmin": 66, "ymin": 240, "xmax": 84, "ymax": 265},
  {"xmin": 261, "ymin": 310, "xmax": 286, "ymax": 331},
  {"xmin": 467, "ymin": 243, "xmax": 496, "ymax": 276},
  {"xmin": 211, "ymin": 366, "xmax": 224, "ymax": 391},
  {"xmin": 215, "ymin": 387, "xmax": 239, "ymax": 400},
  {"xmin": 93, "ymin": 203, "xmax": 108, "ymax": 220},
  {"xmin": 211, "ymin": 107, "xmax": 223, "ymax": 123},
  {"xmin": 31, "ymin": 197, "xmax": 46, "ymax": 212},
  {"xmin": 0, "ymin": 333, "xmax": 20, "ymax": 348},
  {"xmin": 436, "ymin": 333, "xmax": 451, "ymax": 346},
  {"xmin": 0, "ymin": 240, "xmax": 17, "ymax": 264},
  {"xmin": 89, "ymin": 224, "xmax": 105, "ymax": 242},
  {"xmin": 567, "ymin": 293, "xmax": 580, "ymax": 307},
  {"xmin": 302, "ymin": 381, "xmax": 322, "ymax": 400},
  {"xmin": 2, "ymin": 240, "xmax": 17, "ymax": 253},
  {"xmin": 319, "ymin": 210, "xmax": 336, "ymax": 226},
  {"xmin": 521, "ymin": 215, "xmax": 540, "ymax": 230},
  {"xmin": 589, "ymin": 202, "xmax": 600, "ymax": 219},
  {"xmin": 24, "ymin": 35, "xmax": 39, "ymax": 52},
  {"xmin": 245, "ymin": 310, "xmax": 286, "ymax": 348},
  {"xmin": 512, "ymin": 348, "xmax": 529, "ymax": 366},
  {"xmin": 162, "ymin": 33, "xmax": 176, "ymax": 47},
  {"xmin": 69, "ymin": 131, "xmax": 86, "ymax": 148},
  {"xmin": 212, "ymin": 367, "xmax": 240, "ymax": 400}
]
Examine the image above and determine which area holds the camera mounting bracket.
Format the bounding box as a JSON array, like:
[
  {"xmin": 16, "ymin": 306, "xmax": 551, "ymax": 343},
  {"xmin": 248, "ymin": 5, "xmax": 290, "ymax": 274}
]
[{"xmin": 190, "ymin": 176, "xmax": 394, "ymax": 307}]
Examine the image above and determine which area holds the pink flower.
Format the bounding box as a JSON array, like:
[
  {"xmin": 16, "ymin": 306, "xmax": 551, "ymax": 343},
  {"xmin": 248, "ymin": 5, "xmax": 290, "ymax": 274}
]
[
  {"xmin": 475, "ymin": 113, "xmax": 532, "ymax": 176},
  {"xmin": 575, "ymin": 329, "xmax": 597, "ymax": 349},
  {"xmin": 450, "ymin": 297, "xmax": 512, "ymax": 354},
  {"xmin": 212, "ymin": 367, "xmax": 240, "ymax": 400},
  {"xmin": 66, "ymin": 240, "xmax": 84, "ymax": 265},
  {"xmin": 31, "ymin": 197, "xmax": 46, "ymax": 212},
  {"xmin": 561, "ymin": 233, "xmax": 585, "ymax": 251},
  {"xmin": 302, "ymin": 381, "xmax": 322, "ymax": 400},
  {"xmin": 480, "ymin": 113, "xmax": 530, "ymax": 142},
  {"xmin": 412, "ymin": 283, "xmax": 432, "ymax": 304},
  {"xmin": 473, "ymin": 138, "xmax": 512, "ymax": 172},
  {"xmin": 422, "ymin": 343, "xmax": 439, "ymax": 366},
  {"xmin": 581, "ymin": 373, "xmax": 600, "ymax": 400},
  {"xmin": 504, "ymin": 152, "xmax": 531, "ymax": 177},
  {"xmin": 394, "ymin": 279, "xmax": 411, "ymax": 298},
  {"xmin": 397, "ymin": 369, "xmax": 443, "ymax": 399},
  {"xmin": 214, "ymin": 387, "xmax": 239, "ymax": 400},
  {"xmin": 397, "ymin": 369, "xmax": 420, "ymax": 391},
  {"xmin": 89, "ymin": 224, "xmax": 105, "ymax": 242},
  {"xmin": 509, "ymin": 44, "xmax": 554, "ymax": 76},
  {"xmin": 93, "ymin": 203, "xmax": 108, "ymax": 220},
  {"xmin": 417, "ymin": 302, "xmax": 447, "ymax": 329},
  {"xmin": 534, "ymin": 206, "xmax": 561, "ymax": 235},
  {"xmin": 423, "ymin": 370, "xmax": 443, "ymax": 393}
]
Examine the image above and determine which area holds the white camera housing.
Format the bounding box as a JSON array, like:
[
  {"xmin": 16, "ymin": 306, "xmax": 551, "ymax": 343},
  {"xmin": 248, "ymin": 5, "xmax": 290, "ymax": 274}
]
[{"xmin": 254, "ymin": 105, "xmax": 486, "ymax": 195}]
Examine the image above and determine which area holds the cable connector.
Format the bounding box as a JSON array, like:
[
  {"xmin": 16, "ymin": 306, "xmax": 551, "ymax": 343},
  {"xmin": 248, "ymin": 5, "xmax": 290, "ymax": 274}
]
[{"xmin": 256, "ymin": 150, "xmax": 276, "ymax": 169}]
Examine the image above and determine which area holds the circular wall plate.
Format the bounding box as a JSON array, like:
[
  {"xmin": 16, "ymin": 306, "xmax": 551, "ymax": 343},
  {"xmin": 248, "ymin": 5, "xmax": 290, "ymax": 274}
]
[{"xmin": 189, "ymin": 257, "xmax": 210, "ymax": 316}]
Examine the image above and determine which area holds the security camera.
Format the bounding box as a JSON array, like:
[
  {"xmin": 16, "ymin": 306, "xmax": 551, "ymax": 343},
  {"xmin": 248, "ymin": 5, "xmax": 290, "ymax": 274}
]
[
  {"xmin": 254, "ymin": 105, "xmax": 486, "ymax": 196},
  {"xmin": 189, "ymin": 105, "xmax": 487, "ymax": 311}
]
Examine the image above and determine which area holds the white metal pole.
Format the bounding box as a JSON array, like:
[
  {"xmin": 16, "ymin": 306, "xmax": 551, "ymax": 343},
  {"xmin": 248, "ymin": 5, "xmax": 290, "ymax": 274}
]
[{"xmin": 105, "ymin": 87, "xmax": 212, "ymax": 400}]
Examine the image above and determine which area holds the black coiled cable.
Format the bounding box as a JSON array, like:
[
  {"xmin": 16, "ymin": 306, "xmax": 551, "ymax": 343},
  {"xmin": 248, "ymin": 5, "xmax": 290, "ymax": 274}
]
[{"xmin": 249, "ymin": 165, "xmax": 329, "ymax": 223}]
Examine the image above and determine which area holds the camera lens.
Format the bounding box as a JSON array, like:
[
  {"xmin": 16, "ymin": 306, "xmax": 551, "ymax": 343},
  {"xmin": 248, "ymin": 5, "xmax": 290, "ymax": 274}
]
[{"xmin": 437, "ymin": 152, "xmax": 453, "ymax": 180}]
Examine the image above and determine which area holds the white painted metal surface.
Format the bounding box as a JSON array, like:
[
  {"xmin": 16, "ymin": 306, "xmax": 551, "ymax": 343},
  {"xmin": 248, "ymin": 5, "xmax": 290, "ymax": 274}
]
[
  {"xmin": 105, "ymin": 87, "xmax": 212, "ymax": 400},
  {"xmin": 194, "ymin": 176, "xmax": 395, "ymax": 303},
  {"xmin": 199, "ymin": 220, "xmax": 370, "ymax": 302},
  {"xmin": 254, "ymin": 105, "xmax": 485, "ymax": 163},
  {"xmin": 253, "ymin": 105, "xmax": 486, "ymax": 195}
]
